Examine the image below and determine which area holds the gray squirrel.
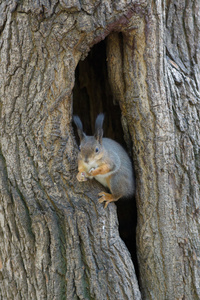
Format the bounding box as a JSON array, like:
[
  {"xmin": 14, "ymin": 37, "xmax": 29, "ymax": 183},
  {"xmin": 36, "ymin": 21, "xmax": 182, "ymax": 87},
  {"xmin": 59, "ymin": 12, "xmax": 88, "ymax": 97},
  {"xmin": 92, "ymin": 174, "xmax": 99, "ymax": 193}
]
[{"xmin": 73, "ymin": 114, "xmax": 135, "ymax": 208}]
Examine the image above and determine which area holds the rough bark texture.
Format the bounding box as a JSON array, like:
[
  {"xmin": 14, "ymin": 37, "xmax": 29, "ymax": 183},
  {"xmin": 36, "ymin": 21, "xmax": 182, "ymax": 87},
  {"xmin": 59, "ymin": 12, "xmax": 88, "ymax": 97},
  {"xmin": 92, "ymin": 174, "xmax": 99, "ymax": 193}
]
[
  {"xmin": 0, "ymin": 0, "xmax": 142, "ymax": 299},
  {"xmin": 106, "ymin": 1, "xmax": 200, "ymax": 299},
  {"xmin": 0, "ymin": 0, "xmax": 200, "ymax": 299},
  {"xmin": 125, "ymin": 1, "xmax": 200, "ymax": 299}
]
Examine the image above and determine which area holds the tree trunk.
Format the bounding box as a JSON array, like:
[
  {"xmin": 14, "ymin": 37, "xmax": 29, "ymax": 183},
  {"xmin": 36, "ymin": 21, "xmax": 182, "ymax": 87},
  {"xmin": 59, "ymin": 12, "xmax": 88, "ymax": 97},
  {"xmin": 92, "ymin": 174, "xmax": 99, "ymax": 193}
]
[
  {"xmin": 0, "ymin": 0, "xmax": 199, "ymax": 300},
  {"xmin": 0, "ymin": 1, "xmax": 141, "ymax": 299}
]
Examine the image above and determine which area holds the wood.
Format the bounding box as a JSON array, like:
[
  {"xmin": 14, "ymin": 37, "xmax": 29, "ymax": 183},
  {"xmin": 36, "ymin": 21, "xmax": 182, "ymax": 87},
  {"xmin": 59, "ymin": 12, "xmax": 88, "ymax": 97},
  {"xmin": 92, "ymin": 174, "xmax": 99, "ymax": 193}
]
[
  {"xmin": 0, "ymin": 0, "xmax": 200, "ymax": 299},
  {"xmin": 0, "ymin": 1, "xmax": 141, "ymax": 299}
]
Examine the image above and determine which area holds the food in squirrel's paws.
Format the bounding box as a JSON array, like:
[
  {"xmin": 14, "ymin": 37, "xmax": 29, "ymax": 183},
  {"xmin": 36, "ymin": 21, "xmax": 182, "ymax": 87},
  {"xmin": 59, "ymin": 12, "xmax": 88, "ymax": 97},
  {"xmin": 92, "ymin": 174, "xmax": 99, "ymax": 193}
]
[{"xmin": 76, "ymin": 172, "xmax": 87, "ymax": 182}]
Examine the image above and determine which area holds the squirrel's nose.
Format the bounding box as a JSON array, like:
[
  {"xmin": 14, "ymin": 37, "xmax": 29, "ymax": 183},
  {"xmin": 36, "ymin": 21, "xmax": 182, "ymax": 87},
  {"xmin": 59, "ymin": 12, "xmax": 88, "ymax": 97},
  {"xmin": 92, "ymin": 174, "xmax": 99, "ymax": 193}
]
[{"xmin": 84, "ymin": 156, "xmax": 89, "ymax": 164}]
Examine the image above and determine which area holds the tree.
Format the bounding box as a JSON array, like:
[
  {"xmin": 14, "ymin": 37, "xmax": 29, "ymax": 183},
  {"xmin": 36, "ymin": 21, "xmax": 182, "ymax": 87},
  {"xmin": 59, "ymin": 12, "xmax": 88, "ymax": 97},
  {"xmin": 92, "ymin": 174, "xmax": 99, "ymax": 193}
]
[{"xmin": 0, "ymin": 0, "xmax": 199, "ymax": 299}]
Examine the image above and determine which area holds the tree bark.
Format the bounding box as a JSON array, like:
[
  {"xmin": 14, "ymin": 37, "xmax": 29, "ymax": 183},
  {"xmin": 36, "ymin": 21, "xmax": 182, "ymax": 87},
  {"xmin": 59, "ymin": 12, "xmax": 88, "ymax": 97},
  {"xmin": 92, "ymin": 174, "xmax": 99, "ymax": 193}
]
[
  {"xmin": 0, "ymin": 0, "xmax": 200, "ymax": 299},
  {"xmin": 0, "ymin": 1, "xmax": 141, "ymax": 299},
  {"xmin": 122, "ymin": 1, "xmax": 200, "ymax": 299}
]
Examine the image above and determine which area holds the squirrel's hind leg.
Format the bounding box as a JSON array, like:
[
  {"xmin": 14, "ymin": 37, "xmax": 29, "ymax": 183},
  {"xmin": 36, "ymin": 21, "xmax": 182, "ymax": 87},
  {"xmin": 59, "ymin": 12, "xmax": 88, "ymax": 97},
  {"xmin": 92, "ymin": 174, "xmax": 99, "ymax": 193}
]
[{"xmin": 98, "ymin": 192, "xmax": 120, "ymax": 208}]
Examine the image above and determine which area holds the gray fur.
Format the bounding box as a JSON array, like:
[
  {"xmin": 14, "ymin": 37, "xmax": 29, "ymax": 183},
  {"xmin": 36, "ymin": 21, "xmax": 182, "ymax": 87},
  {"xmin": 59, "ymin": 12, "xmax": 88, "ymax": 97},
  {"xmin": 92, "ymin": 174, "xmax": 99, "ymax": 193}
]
[{"xmin": 101, "ymin": 138, "xmax": 135, "ymax": 198}]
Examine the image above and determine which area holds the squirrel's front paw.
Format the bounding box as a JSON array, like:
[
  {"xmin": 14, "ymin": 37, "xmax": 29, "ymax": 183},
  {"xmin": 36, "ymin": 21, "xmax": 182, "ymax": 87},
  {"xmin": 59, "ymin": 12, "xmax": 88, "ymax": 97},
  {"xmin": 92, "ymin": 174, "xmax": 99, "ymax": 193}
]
[
  {"xmin": 89, "ymin": 167, "xmax": 95, "ymax": 176},
  {"xmin": 76, "ymin": 172, "xmax": 87, "ymax": 182}
]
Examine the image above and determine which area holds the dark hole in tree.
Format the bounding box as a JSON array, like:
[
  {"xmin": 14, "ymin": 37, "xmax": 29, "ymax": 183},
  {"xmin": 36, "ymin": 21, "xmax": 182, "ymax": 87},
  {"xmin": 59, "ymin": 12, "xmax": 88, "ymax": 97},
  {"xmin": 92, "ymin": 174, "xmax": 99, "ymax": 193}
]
[{"xmin": 73, "ymin": 37, "xmax": 138, "ymax": 275}]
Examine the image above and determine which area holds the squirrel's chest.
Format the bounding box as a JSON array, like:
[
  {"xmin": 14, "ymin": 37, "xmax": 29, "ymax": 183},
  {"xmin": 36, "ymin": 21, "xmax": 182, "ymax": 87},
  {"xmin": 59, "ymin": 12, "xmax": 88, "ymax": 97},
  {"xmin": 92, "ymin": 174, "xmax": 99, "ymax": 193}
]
[{"xmin": 95, "ymin": 174, "xmax": 110, "ymax": 188}]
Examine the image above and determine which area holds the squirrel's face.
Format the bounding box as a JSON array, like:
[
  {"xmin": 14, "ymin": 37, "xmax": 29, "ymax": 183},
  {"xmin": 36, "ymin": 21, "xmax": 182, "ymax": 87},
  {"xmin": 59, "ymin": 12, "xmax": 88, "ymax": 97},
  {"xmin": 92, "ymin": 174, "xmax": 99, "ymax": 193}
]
[{"xmin": 78, "ymin": 136, "xmax": 103, "ymax": 168}]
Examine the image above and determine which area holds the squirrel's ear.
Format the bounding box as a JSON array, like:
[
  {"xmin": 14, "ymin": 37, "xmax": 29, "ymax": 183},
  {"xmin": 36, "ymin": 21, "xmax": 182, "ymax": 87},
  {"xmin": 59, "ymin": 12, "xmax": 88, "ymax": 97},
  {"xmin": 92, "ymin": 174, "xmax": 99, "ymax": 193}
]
[
  {"xmin": 94, "ymin": 113, "xmax": 104, "ymax": 144},
  {"xmin": 73, "ymin": 115, "xmax": 86, "ymax": 141}
]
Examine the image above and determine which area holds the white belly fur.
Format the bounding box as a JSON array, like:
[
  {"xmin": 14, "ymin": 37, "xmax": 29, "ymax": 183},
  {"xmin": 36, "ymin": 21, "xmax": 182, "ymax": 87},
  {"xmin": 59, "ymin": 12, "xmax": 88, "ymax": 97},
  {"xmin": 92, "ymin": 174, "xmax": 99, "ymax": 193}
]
[{"xmin": 94, "ymin": 174, "xmax": 108, "ymax": 188}]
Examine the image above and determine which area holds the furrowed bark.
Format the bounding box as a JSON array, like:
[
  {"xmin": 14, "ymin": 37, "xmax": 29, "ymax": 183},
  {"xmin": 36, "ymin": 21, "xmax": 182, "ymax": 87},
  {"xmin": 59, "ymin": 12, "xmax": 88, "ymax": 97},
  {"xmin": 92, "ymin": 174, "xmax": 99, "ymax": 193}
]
[
  {"xmin": 1, "ymin": 0, "xmax": 200, "ymax": 299},
  {"xmin": 107, "ymin": 0, "xmax": 200, "ymax": 298},
  {"xmin": 0, "ymin": 0, "xmax": 141, "ymax": 299}
]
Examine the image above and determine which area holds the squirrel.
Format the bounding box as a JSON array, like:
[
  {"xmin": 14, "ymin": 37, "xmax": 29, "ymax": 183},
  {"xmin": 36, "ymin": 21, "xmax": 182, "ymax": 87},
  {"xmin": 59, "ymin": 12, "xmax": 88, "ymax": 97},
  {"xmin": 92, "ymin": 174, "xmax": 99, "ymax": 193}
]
[{"xmin": 73, "ymin": 113, "xmax": 135, "ymax": 208}]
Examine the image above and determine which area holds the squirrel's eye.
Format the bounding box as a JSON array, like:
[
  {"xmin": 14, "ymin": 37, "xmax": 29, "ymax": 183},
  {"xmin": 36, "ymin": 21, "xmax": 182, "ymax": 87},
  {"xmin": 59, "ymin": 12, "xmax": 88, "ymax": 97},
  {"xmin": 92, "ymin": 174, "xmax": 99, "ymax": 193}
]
[
  {"xmin": 95, "ymin": 147, "xmax": 99, "ymax": 153},
  {"xmin": 78, "ymin": 145, "xmax": 81, "ymax": 151}
]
